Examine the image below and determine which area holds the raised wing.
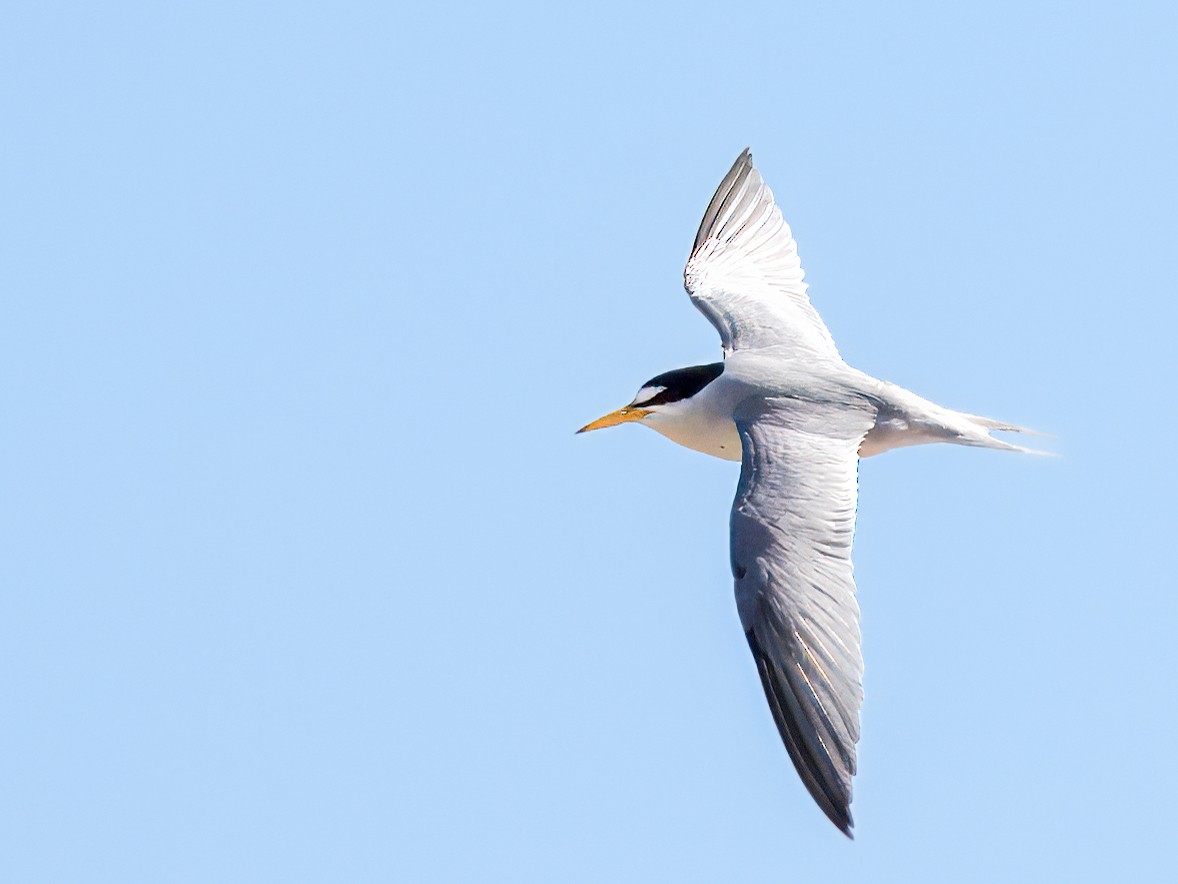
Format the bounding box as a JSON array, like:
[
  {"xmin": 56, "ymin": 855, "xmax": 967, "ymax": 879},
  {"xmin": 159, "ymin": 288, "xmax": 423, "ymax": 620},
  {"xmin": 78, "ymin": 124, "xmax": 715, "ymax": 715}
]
[
  {"xmin": 731, "ymin": 395, "xmax": 876, "ymax": 836},
  {"xmin": 685, "ymin": 150, "xmax": 839, "ymax": 358}
]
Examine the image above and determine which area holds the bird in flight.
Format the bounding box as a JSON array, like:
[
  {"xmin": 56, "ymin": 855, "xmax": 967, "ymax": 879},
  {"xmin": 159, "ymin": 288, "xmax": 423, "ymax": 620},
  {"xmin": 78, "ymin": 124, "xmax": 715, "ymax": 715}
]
[{"xmin": 579, "ymin": 150, "xmax": 1041, "ymax": 836}]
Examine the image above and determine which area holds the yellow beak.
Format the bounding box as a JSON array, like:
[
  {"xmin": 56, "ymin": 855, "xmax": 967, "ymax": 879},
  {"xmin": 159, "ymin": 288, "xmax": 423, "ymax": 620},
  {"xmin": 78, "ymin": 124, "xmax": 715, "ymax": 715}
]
[{"xmin": 576, "ymin": 405, "xmax": 651, "ymax": 433}]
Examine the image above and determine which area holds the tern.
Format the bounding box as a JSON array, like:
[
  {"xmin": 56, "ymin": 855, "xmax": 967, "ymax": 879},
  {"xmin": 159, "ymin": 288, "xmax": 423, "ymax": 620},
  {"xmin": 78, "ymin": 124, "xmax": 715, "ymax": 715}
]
[{"xmin": 579, "ymin": 150, "xmax": 1040, "ymax": 836}]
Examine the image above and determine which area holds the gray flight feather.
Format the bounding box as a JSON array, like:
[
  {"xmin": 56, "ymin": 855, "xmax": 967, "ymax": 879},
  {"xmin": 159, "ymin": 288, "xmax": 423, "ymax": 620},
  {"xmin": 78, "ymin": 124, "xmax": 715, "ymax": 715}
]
[{"xmin": 731, "ymin": 394, "xmax": 876, "ymax": 836}]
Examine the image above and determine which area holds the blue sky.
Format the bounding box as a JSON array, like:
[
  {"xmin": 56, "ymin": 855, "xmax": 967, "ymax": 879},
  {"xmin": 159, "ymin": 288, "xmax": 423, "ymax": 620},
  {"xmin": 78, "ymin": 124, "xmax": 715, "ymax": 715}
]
[{"xmin": 2, "ymin": 1, "xmax": 1176, "ymax": 880}]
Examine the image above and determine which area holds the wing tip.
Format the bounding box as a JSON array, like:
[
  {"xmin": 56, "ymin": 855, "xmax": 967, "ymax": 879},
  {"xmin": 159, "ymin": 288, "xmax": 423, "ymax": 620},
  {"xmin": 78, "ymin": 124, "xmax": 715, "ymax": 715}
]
[
  {"xmin": 691, "ymin": 147, "xmax": 760, "ymax": 254},
  {"xmin": 834, "ymin": 809, "xmax": 856, "ymax": 840},
  {"xmin": 747, "ymin": 627, "xmax": 858, "ymax": 838}
]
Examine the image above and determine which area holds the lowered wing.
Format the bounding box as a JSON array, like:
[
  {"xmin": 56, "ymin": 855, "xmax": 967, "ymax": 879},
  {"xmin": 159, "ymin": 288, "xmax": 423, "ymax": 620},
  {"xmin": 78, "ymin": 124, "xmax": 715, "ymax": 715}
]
[{"xmin": 731, "ymin": 395, "xmax": 876, "ymax": 835}]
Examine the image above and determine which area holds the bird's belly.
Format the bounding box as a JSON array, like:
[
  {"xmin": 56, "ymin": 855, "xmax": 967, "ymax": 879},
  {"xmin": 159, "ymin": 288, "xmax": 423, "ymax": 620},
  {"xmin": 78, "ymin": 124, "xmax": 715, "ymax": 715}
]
[{"xmin": 859, "ymin": 415, "xmax": 943, "ymax": 457}]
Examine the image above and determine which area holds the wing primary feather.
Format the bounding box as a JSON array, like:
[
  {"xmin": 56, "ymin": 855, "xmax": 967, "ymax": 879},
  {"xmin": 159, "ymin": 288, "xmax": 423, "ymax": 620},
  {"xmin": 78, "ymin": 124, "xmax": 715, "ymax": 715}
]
[
  {"xmin": 692, "ymin": 148, "xmax": 753, "ymax": 253},
  {"xmin": 748, "ymin": 628, "xmax": 855, "ymax": 838},
  {"xmin": 684, "ymin": 151, "xmax": 840, "ymax": 356}
]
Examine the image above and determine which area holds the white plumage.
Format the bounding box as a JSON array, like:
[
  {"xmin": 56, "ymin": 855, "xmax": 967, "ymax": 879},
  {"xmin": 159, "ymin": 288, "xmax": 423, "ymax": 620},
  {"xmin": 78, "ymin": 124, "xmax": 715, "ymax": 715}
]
[{"xmin": 580, "ymin": 149, "xmax": 1042, "ymax": 836}]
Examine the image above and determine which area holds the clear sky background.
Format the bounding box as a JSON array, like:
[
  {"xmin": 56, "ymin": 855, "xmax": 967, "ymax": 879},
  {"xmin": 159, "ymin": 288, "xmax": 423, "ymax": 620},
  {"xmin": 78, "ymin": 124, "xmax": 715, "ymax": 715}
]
[{"xmin": 2, "ymin": 2, "xmax": 1176, "ymax": 881}]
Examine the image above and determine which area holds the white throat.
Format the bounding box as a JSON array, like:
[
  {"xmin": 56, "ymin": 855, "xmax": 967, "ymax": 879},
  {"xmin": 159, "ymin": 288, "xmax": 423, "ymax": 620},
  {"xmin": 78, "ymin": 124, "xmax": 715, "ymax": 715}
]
[{"xmin": 642, "ymin": 387, "xmax": 743, "ymax": 462}]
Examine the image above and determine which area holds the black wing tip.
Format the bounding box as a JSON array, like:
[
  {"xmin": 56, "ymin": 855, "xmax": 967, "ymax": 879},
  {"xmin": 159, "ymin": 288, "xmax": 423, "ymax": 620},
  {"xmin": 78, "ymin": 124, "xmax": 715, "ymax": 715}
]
[
  {"xmin": 746, "ymin": 628, "xmax": 857, "ymax": 838},
  {"xmin": 692, "ymin": 147, "xmax": 759, "ymax": 254},
  {"xmin": 834, "ymin": 810, "xmax": 855, "ymax": 839}
]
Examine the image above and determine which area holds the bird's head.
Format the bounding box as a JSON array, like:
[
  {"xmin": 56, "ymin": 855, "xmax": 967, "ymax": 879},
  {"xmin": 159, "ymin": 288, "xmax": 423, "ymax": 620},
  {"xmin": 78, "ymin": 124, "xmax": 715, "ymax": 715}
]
[{"xmin": 577, "ymin": 363, "xmax": 724, "ymax": 434}]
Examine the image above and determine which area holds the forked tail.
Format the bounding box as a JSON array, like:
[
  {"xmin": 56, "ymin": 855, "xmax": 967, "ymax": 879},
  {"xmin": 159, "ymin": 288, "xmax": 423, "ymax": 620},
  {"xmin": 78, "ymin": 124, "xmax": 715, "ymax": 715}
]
[
  {"xmin": 955, "ymin": 411, "xmax": 1053, "ymax": 456},
  {"xmin": 861, "ymin": 380, "xmax": 1053, "ymax": 457}
]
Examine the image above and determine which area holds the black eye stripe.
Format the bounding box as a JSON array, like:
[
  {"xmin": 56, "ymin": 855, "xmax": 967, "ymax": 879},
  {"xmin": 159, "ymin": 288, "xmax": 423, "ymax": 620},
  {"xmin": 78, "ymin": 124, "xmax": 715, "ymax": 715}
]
[
  {"xmin": 642, "ymin": 387, "xmax": 687, "ymax": 407},
  {"xmin": 638, "ymin": 362, "xmax": 724, "ymax": 406}
]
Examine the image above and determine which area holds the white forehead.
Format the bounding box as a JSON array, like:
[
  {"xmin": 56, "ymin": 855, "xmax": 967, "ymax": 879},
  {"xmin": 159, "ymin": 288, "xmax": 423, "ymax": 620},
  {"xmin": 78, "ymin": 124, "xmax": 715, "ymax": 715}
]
[{"xmin": 632, "ymin": 385, "xmax": 666, "ymax": 405}]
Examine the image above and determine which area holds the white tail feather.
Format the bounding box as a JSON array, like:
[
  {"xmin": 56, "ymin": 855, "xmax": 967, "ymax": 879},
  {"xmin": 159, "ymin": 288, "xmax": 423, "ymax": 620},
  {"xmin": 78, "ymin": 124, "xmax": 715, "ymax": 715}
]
[{"xmin": 957, "ymin": 414, "xmax": 1055, "ymax": 456}]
